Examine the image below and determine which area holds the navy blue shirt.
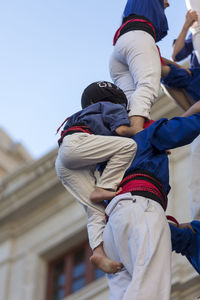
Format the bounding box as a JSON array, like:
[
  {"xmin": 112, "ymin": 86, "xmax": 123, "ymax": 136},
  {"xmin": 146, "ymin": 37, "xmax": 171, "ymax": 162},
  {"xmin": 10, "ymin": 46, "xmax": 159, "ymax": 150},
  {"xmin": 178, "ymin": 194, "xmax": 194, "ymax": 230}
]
[
  {"xmin": 161, "ymin": 64, "xmax": 200, "ymax": 102},
  {"xmin": 174, "ymin": 33, "xmax": 200, "ymax": 68},
  {"xmin": 64, "ymin": 102, "xmax": 130, "ymax": 136},
  {"xmin": 123, "ymin": 0, "xmax": 168, "ymax": 42},
  {"xmin": 126, "ymin": 114, "xmax": 200, "ymax": 194}
]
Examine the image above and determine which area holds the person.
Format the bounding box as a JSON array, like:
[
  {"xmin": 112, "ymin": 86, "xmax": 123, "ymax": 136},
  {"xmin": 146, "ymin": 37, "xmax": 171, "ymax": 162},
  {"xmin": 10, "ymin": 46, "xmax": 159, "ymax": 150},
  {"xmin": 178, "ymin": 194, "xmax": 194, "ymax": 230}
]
[
  {"xmin": 55, "ymin": 81, "xmax": 137, "ymax": 274},
  {"xmin": 171, "ymin": 9, "xmax": 199, "ymax": 68},
  {"xmin": 185, "ymin": 0, "xmax": 200, "ymax": 64},
  {"xmin": 91, "ymin": 101, "xmax": 200, "ymax": 300},
  {"xmin": 162, "ymin": 9, "xmax": 200, "ymax": 219},
  {"xmin": 109, "ymin": 0, "xmax": 170, "ymax": 134},
  {"xmin": 161, "ymin": 62, "xmax": 200, "ymax": 108}
]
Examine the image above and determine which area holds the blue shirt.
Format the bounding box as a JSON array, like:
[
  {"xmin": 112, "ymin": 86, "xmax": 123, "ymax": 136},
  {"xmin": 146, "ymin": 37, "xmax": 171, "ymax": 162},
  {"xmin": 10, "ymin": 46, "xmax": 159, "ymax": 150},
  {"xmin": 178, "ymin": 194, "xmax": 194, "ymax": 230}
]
[
  {"xmin": 126, "ymin": 114, "xmax": 200, "ymax": 195},
  {"xmin": 123, "ymin": 0, "xmax": 168, "ymax": 42},
  {"xmin": 174, "ymin": 33, "xmax": 200, "ymax": 68},
  {"xmin": 161, "ymin": 64, "xmax": 200, "ymax": 102},
  {"xmin": 64, "ymin": 101, "xmax": 130, "ymax": 136}
]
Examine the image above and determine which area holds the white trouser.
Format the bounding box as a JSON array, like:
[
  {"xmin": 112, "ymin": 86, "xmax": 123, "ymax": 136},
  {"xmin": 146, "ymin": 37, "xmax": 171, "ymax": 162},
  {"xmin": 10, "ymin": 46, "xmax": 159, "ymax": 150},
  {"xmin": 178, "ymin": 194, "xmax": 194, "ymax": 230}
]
[
  {"xmin": 103, "ymin": 194, "xmax": 171, "ymax": 300},
  {"xmin": 185, "ymin": 0, "xmax": 200, "ymax": 63},
  {"xmin": 109, "ymin": 31, "xmax": 161, "ymax": 119},
  {"xmin": 55, "ymin": 133, "xmax": 137, "ymax": 249},
  {"xmin": 188, "ymin": 134, "xmax": 200, "ymax": 219}
]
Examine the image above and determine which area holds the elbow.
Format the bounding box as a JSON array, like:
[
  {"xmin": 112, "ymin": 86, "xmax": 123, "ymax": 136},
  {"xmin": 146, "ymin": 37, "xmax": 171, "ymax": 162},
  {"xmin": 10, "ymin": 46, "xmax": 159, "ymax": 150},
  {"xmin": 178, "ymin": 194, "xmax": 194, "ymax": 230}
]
[
  {"xmin": 115, "ymin": 127, "xmax": 130, "ymax": 137},
  {"xmin": 171, "ymin": 54, "xmax": 176, "ymax": 61}
]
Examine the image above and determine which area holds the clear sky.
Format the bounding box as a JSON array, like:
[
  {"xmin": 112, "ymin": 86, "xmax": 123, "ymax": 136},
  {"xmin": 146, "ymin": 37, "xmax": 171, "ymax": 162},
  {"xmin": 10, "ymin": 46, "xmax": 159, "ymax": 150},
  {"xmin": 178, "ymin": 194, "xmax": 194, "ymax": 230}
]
[{"xmin": 0, "ymin": 0, "xmax": 188, "ymax": 159}]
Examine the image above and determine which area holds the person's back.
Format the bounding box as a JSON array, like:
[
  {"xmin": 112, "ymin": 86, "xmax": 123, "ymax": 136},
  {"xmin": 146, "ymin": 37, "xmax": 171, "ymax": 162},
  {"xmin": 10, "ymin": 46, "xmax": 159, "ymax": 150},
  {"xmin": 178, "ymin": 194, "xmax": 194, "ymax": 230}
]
[
  {"xmin": 101, "ymin": 110, "xmax": 200, "ymax": 300},
  {"xmin": 123, "ymin": 0, "xmax": 168, "ymax": 42}
]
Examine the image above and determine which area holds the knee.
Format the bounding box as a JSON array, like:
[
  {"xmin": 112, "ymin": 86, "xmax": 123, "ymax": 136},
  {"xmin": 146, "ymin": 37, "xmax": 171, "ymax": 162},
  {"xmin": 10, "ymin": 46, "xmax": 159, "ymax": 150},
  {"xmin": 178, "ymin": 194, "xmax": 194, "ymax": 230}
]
[{"xmin": 125, "ymin": 139, "xmax": 137, "ymax": 153}]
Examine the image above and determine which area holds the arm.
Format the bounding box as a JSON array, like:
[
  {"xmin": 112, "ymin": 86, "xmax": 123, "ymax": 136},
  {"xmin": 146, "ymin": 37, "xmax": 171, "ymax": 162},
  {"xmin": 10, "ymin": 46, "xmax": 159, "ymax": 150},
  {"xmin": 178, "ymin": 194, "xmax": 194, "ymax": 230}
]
[
  {"xmin": 150, "ymin": 114, "xmax": 200, "ymax": 151},
  {"xmin": 172, "ymin": 10, "xmax": 198, "ymax": 61},
  {"xmin": 162, "ymin": 57, "xmax": 183, "ymax": 68},
  {"xmin": 161, "ymin": 57, "xmax": 192, "ymax": 76},
  {"xmin": 101, "ymin": 102, "xmax": 132, "ymax": 134},
  {"xmin": 181, "ymin": 100, "xmax": 200, "ymax": 117},
  {"xmin": 115, "ymin": 125, "xmax": 135, "ymax": 137}
]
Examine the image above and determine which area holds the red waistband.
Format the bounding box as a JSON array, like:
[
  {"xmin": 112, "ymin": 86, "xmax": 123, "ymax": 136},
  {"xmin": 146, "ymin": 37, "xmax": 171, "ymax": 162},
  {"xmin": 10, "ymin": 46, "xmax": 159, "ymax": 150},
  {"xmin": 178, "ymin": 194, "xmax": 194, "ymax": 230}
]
[
  {"xmin": 113, "ymin": 19, "xmax": 156, "ymax": 46},
  {"xmin": 118, "ymin": 171, "xmax": 168, "ymax": 211},
  {"xmin": 58, "ymin": 126, "xmax": 93, "ymax": 146}
]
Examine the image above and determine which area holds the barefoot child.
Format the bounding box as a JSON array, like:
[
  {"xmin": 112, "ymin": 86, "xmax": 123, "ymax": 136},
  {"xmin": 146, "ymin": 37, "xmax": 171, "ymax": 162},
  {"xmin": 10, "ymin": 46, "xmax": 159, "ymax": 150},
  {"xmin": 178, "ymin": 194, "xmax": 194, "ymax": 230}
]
[{"xmin": 55, "ymin": 81, "xmax": 137, "ymax": 273}]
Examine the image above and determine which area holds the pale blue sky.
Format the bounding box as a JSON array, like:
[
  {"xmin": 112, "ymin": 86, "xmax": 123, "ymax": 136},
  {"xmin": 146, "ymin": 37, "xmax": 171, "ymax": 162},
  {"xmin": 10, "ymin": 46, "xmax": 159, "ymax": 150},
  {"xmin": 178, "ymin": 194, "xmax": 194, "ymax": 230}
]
[{"xmin": 0, "ymin": 0, "xmax": 188, "ymax": 158}]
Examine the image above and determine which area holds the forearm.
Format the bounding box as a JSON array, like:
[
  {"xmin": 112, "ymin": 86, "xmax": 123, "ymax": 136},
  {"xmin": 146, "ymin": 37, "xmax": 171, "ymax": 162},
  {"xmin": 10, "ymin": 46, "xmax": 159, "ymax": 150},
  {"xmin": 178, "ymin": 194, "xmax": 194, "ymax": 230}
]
[
  {"xmin": 152, "ymin": 115, "xmax": 200, "ymax": 151},
  {"xmin": 162, "ymin": 57, "xmax": 183, "ymax": 68},
  {"xmin": 172, "ymin": 10, "xmax": 198, "ymax": 60},
  {"xmin": 161, "ymin": 57, "xmax": 191, "ymax": 76},
  {"xmin": 115, "ymin": 125, "xmax": 135, "ymax": 137},
  {"xmin": 181, "ymin": 101, "xmax": 200, "ymax": 117},
  {"xmin": 172, "ymin": 26, "xmax": 189, "ymax": 60}
]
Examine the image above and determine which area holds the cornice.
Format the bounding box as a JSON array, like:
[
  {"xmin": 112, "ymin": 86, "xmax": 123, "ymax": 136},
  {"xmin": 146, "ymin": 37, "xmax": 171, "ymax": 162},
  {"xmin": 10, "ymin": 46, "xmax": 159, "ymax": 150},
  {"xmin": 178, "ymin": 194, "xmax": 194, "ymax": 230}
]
[{"xmin": 0, "ymin": 147, "xmax": 71, "ymax": 223}]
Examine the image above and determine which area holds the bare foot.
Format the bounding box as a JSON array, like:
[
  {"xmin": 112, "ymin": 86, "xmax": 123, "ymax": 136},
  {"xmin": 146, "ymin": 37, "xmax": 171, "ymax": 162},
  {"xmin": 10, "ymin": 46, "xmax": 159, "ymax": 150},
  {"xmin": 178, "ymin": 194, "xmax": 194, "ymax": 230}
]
[
  {"xmin": 90, "ymin": 254, "xmax": 123, "ymax": 274},
  {"xmin": 90, "ymin": 187, "xmax": 118, "ymax": 203}
]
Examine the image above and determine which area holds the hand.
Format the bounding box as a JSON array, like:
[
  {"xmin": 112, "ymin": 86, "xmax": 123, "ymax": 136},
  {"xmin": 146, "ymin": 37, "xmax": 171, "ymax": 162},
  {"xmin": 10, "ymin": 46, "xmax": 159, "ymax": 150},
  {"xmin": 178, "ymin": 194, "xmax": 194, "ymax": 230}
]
[{"xmin": 185, "ymin": 10, "xmax": 198, "ymax": 29}]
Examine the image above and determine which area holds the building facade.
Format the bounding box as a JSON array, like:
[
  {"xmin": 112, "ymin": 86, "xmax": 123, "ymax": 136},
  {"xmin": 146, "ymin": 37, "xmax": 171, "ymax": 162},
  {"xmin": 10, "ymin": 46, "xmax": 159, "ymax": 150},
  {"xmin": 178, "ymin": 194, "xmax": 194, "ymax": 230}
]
[{"xmin": 0, "ymin": 92, "xmax": 199, "ymax": 300}]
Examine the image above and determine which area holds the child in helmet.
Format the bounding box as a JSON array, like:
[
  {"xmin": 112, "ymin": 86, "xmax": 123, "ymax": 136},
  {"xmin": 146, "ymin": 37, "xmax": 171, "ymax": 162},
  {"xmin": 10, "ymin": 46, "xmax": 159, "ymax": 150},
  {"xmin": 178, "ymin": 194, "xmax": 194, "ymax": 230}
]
[{"xmin": 55, "ymin": 81, "xmax": 137, "ymax": 273}]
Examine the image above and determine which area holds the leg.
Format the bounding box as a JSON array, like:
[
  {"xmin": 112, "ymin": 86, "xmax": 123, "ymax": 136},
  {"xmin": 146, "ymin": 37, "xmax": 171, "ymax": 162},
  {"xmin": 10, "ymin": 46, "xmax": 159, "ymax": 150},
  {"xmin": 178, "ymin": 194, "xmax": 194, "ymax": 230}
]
[
  {"xmin": 90, "ymin": 187, "xmax": 122, "ymax": 203},
  {"xmin": 110, "ymin": 31, "xmax": 161, "ymax": 129},
  {"xmin": 59, "ymin": 133, "xmax": 136, "ymax": 192},
  {"xmin": 56, "ymin": 145, "xmax": 127, "ymax": 273},
  {"xmin": 106, "ymin": 270, "xmax": 132, "ymax": 300},
  {"xmin": 90, "ymin": 244, "xmax": 123, "ymax": 274},
  {"xmin": 104, "ymin": 196, "xmax": 171, "ymax": 300},
  {"xmin": 55, "ymin": 154, "xmax": 105, "ymax": 249},
  {"xmin": 122, "ymin": 199, "xmax": 171, "ymax": 300},
  {"xmin": 103, "ymin": 218, "xmax": 131, "ymax": 299},
  {"xmin": 161, "ymin": 84, "xmax": 192, "ymax": 111}
]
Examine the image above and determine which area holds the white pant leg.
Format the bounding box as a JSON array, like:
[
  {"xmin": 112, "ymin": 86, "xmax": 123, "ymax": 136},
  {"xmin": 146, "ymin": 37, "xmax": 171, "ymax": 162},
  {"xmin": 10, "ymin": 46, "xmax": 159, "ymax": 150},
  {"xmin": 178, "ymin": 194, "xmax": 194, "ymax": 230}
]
[
  {"xmin": 188, "ymin": 134, "xmax": 200, "ymax": 219},
  {"xmin": 106, "ymin": 270, "xmax": 132, "ymax": 300},
  {"xmin": 55, "ymin": 154, "xmax": 106, "ymax": 250},
  {"xmin": 185, "ymin": 0, "xmax": 200, "ymax": 63},
  {"xmin": 103, "ymin": 195, "xmax": 171, "ymax": 300},
  {"xmin": 55, "ymin": 133, "xmax": 136, "ymax": 249},
  {"xmin": 109, "ymin": 31, "xmax": 161, "ymax": 119},
  {"xmin": 58, "ymin": 133, "xmax": 136, "ymax": 190}
]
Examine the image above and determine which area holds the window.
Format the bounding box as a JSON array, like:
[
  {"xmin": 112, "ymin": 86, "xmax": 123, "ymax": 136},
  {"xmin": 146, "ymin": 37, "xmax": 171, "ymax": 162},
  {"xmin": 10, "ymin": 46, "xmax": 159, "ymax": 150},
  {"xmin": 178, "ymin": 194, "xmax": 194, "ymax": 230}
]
[{"xmin": 46, "ymin": 241, "xmax": 104, "ymax": 300}]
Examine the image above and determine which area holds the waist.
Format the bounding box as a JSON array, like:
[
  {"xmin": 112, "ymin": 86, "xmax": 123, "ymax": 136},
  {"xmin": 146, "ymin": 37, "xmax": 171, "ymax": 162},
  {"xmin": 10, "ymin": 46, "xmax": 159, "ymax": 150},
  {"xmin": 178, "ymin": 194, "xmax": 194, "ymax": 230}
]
[
  {"xmin": 58, "ymin": 125, "xmax": 93, "ymax": 146},
  {"xmin": 113, "ymin": 18, "xmax": 156, "ymax": 46},
  {"xmin": 118, "ymin": 169, "xmax": 168, "ymax": 211}
]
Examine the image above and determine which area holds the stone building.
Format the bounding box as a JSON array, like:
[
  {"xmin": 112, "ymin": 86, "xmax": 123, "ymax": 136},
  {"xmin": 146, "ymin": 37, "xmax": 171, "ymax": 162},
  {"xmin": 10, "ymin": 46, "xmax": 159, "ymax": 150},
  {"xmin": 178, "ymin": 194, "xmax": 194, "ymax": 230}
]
[{"xmin": 0, "ymin": 92, "xmax": 199, "ymax": 300}]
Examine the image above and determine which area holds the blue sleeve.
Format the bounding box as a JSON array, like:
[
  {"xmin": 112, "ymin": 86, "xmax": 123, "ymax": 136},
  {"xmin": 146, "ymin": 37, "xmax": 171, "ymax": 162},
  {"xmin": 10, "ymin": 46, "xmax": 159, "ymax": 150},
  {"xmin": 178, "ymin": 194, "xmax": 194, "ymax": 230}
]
[
  {"xmin": 101, "ymin": 103, "xmax": 130, "ymax": 133},
  {"xmin": 174, "ymin": 35, "xmax": 194, "ymax": 61},
  {"xmin": 150, "ymin": 114, "xmax": 200, "ymax": 151}
]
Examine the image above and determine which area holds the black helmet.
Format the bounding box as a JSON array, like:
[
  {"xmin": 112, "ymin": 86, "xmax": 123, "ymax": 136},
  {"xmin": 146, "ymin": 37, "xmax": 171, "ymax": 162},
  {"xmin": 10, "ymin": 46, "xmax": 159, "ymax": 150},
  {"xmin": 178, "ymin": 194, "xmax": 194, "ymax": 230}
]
[{"xmin": 81, "ymin": 81, "xmax": 128, "ymax": 109}]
